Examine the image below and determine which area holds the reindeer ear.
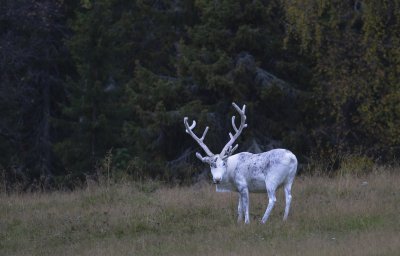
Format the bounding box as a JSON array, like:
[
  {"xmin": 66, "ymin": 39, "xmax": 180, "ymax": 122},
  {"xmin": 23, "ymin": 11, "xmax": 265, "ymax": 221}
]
[{"xmin": 196, "ymin": 152, "xmax": 212, "ymax": 163}]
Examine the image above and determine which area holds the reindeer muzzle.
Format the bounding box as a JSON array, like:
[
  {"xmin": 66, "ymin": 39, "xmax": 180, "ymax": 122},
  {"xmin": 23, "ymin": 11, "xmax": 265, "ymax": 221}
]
[{"xmin": 213, "ymin": 178, "xmax": 221, "ymax": 184}]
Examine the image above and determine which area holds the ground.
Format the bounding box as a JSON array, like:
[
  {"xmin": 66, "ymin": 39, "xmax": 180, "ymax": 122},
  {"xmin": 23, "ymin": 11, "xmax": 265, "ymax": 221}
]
[{"xmin": 1, "ymin": 170, "xmax": 399, "ymax": 255}]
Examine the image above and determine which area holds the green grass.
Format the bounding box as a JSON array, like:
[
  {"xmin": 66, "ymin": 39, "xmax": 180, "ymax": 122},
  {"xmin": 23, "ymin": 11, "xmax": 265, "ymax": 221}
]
[{"xmin": 1, "ymin": 170, "xmax": 400, "ymax": 255}]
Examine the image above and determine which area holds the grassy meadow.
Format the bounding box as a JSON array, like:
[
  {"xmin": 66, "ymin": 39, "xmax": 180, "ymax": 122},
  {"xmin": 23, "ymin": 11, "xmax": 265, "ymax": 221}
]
[{"xmin": 1, "ymin": 169, "xmax": 399, "ymax": 256}]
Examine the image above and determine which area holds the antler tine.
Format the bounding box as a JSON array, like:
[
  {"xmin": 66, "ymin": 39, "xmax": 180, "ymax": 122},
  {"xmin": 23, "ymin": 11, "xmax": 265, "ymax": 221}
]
[
  {"xmin": 231, "ymin": 116, "xmax": 238, "ymax": 132},
  {"xmin": 187, "ymin": 119, "xmax": 196, "ymax": 130},
  {"xmin": 227, "ymin": 144, "xmax": 239, "ymax": 155},
  {"xmin": 184, "ymin": 117, "xmax": 214, "ymax": 157},
  {"xmin": 220, "ymin": 102, "xmax": 248, "ymax": 158},
  {"xmin": 200, "ymin": 126, "xmax": 209, "ymax": 141}
]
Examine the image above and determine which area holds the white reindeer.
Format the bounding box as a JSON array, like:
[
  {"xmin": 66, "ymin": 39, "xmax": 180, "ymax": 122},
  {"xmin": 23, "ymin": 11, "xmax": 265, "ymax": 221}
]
[{"xmin": 184, "ymin": 103, "xmax": 298, "ymax": 224}]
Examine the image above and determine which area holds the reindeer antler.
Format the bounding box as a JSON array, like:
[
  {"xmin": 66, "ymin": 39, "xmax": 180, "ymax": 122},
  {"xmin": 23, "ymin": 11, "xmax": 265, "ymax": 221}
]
[
  {"xmin": 184, "ymin": 117, "xmax": 214, "ymax": 160},
  {"xmin": 220, "ymin": 102, "xmax": 248, "ymax": 158}
]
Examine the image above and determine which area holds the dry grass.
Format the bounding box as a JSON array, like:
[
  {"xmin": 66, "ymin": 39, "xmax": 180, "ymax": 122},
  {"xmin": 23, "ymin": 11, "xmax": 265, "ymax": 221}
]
[{"xmin": 1, "ymin": 170, "xmax": 400, "ymax": 256}]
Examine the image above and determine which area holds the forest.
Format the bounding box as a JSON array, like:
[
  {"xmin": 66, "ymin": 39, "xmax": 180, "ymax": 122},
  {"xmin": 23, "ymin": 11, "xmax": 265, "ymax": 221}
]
[{"xmin": 1, "ymin": 0, "xmax": 400, "ymax": 190}]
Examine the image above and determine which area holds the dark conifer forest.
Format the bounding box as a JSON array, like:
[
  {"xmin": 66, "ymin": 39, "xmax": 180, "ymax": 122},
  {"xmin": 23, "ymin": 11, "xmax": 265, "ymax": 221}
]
[{"xmin": 1, "ymin": 0, "xmax": 400, "ymax": 189}]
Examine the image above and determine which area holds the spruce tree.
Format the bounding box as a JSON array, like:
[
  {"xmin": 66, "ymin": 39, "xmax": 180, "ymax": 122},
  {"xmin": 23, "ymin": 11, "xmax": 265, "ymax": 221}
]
[
  {"xmin": 177, "ymin": 0, "xmax": 311, "ymax": 156},
  {"xmin": 283, "ymin": 0, "xmax": 400, "ymax": 160},
  {"xmin": 0, "ymin": 0, "xmax": 70, "ymax": 188}
]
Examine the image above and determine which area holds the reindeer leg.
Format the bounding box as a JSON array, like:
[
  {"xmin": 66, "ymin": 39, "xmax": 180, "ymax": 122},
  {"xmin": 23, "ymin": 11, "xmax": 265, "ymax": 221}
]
[
  {"xmin": 239, "ymin": 187, "xmax": 250, "ymax": 224},
  {"xmin": 237, "ymin": 193, "xmax": 244, "ymax": 222},
  {"xmin": 261, "ymin": 183, "xmax": 277, "ymax": 224},
  {"xmin": 283, "ymin": 181, "xmax": 293, "ymax": 221}
]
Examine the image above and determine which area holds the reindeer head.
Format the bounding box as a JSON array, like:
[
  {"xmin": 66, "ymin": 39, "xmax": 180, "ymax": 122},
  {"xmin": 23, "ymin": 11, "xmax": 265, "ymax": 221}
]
[
  {"xmin": 184, "ymin": 103, "xmax": 247, "ymax": 184},
  {"xmin": 194, "ymin": 154, "xmax": 227, "ymax": 184}
]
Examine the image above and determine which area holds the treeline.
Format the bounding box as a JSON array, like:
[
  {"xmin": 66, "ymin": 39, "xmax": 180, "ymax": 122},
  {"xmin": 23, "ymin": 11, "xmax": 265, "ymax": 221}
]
[{"xmin": 1, "ymin": 0, "xmax": 399, "ymax": 189}]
